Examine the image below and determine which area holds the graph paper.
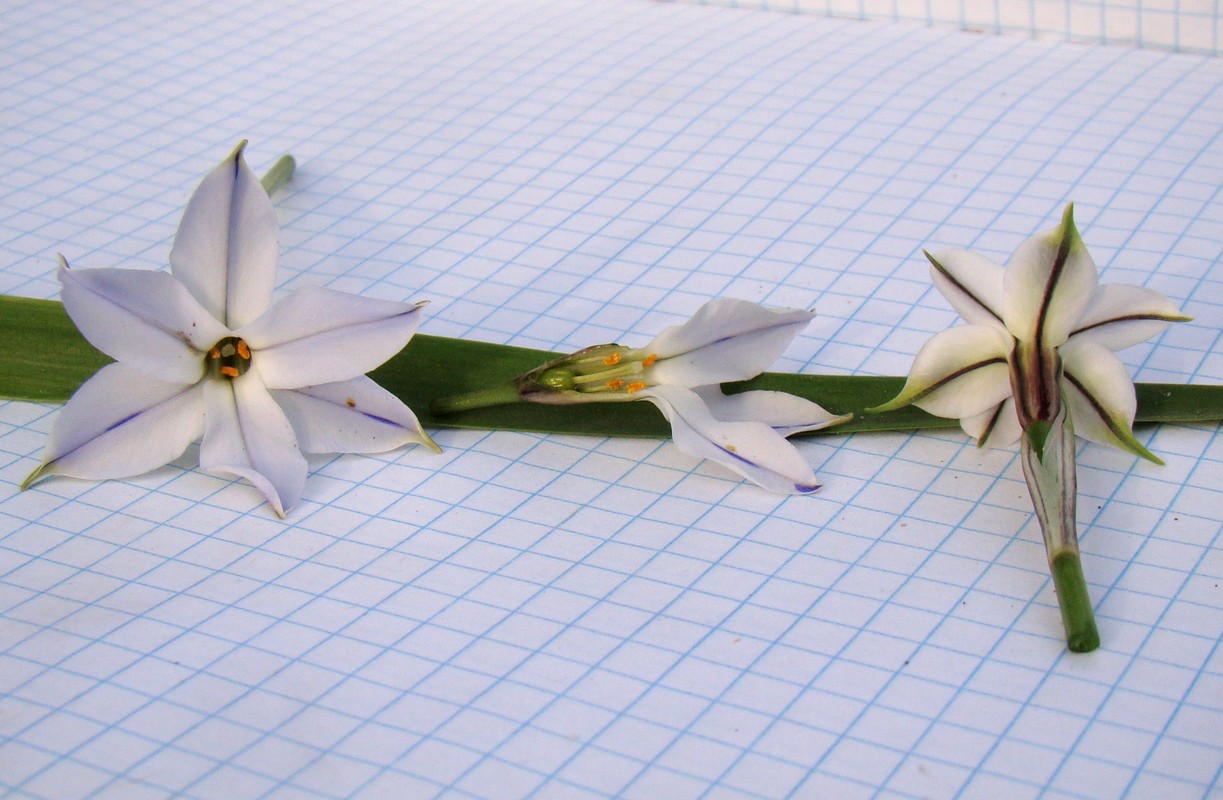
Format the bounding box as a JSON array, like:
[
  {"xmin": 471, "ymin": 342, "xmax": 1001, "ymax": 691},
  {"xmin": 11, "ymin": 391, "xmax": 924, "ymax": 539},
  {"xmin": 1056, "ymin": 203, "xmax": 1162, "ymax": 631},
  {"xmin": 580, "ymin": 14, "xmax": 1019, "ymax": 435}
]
[
  {"xmin": 673, "ymin": 0, "xmax": 1223, "ymax": 56},
  {"xmin": 1, "ymin": 1, "xmax": 1221, "ymax": 798}
]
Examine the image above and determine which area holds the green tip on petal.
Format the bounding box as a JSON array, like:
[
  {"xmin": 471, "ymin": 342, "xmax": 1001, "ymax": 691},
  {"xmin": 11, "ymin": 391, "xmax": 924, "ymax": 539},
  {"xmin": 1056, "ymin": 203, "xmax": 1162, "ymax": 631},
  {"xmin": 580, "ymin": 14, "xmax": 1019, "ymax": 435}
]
[
  {"xmin": 20, "ymin": 462, "xmax": 50, "ymax": 492},
  {"xmin": 864, "ymin": 394, "xmax": 910, "ymax": 415}
]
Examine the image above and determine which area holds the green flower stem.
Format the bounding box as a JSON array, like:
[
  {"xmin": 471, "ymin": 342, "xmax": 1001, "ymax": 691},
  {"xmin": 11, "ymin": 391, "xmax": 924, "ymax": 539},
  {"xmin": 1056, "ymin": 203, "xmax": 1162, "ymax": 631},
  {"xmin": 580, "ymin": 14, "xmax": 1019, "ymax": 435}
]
[
  {"xmin": 430, "ymin": 383, "xmax": 521, "ymax": 414},
  {"xmin": 1050, "ymin": 550, "xmax": 1100, "ymax": 653},
  {"xmin": 260, "ymin": 155, "xmax": 296, "ymax": 195},
  {"xmin": 1019, "ymin": 407, "xmax": 1100, "ymax": 653}
]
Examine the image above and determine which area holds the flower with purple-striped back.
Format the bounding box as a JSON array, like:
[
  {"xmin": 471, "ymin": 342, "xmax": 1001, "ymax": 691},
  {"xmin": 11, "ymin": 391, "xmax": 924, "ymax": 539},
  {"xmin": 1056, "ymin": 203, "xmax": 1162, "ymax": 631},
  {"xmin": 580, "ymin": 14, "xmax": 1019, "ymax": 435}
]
[
  {"xmin": 500, "ymin": 298, "xmax": 851, "ymax": 494},
  {"xmin": 871, "ymin": 204, "xmax": 1190, "ymax": 651},
  {"xmin": 871, "ymin": 204, "xmax": 1189, "ymax": 457},
  {"xmin": 22, "ymin": 142, "xmax": 438, "ymax": 517}
]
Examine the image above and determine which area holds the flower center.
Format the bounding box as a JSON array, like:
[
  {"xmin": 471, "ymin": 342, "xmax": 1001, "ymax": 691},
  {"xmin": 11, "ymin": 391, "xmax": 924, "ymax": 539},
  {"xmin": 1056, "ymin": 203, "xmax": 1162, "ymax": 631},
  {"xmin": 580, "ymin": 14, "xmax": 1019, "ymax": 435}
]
[
  {"xmin": 205, "ymin": 337, "xmax": 252, "ymax": 380},
  {"xmin": 535, "ymin": 345, "xmax": 658, "ymax": 396}
]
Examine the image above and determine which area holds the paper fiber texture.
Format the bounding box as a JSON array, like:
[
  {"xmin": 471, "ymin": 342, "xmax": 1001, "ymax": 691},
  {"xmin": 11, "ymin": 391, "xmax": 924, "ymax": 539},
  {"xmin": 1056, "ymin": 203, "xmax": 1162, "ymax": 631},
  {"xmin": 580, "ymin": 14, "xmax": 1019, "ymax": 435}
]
[{"xmin": 1, "ymin": 1, "xmax": 1220, "ymax": 797}]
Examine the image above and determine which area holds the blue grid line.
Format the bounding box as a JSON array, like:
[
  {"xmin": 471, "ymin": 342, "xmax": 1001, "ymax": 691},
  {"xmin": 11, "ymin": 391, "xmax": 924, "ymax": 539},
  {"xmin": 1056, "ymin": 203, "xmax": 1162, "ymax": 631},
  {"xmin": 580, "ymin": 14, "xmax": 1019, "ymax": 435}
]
[{"xmin": 9, "ymin": 425, "xmax": 1208, "ymax": 797}]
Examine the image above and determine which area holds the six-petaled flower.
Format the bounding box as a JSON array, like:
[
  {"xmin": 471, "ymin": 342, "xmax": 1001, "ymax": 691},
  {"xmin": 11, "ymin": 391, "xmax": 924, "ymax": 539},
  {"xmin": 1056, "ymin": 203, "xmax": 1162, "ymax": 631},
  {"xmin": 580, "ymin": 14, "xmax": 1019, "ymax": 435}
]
[{"xmin": 23, "ymin": 143, "xmax": 438, "ymax": 517}]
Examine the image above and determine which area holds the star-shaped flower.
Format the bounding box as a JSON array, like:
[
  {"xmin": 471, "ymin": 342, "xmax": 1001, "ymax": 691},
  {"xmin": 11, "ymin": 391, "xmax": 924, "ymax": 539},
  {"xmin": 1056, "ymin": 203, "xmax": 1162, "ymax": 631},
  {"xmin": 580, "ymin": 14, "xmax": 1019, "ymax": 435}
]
[
  {"xmin": 871, "ymin": 204, "xmax": 1189, "ymax": 651},
  {"xmin": 872, "ymin": 204, "xmax": 1189, "ymax": 459},
  {"xmin": 23, "ymin": 143, "xmax": 437, "ymax": 516}
]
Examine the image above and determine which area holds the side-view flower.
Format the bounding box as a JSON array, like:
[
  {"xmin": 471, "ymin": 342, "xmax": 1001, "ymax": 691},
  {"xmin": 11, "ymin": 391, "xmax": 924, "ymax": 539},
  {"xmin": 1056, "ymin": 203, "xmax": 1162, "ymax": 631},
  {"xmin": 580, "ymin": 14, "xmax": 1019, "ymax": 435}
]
[
  {"xmin": 871, "ymin": 204, "xmax": 1190, "ymax": 651},
  {"xmin": 22, "ymin": 143, "xmax": 439, "ymax": 517},
  {"xmin": 435, "ymin": 298, "xmax": 851, "ymax": 494}
]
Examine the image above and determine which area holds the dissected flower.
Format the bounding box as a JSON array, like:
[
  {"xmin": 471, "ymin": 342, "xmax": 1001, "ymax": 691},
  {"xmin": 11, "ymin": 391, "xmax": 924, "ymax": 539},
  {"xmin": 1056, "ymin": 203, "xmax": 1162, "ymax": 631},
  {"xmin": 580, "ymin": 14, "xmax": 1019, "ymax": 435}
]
[
  {"xmin": 23, "ymin": 143, "xmax": 437, "ymax": 516},
  {"xmin": 448, "ymin": 298, "xmax": 850, "ymax": 494}
]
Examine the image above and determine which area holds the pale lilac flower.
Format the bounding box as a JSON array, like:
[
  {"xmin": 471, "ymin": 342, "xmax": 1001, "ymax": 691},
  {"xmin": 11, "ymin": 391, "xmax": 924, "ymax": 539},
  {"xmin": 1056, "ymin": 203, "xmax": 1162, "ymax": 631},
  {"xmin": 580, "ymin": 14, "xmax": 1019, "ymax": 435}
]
[{"xmin": 24, "ymin": 144, "xmax": 436, "ymax": 516}]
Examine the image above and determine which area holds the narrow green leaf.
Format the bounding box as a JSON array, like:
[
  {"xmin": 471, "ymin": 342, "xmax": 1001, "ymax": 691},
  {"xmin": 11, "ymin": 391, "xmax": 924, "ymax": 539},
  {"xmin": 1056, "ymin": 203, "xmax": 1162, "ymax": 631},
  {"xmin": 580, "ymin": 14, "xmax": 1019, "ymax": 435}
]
[
  {"xmin": 0, "ymin": 296, "xmax": 113, "ymax": 402},
  {"xmin": 1, "ymin": 295, "xmax": 1220, "ymax": 438}
]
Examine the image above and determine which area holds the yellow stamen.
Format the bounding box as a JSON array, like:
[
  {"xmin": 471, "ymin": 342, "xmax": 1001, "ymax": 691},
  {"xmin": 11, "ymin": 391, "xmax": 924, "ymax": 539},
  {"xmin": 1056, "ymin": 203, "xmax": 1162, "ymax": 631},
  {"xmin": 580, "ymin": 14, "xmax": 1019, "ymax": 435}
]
[
  {"xmin": 643, "ymin": 354, "xmax": 657, "ymax": 367},
  {"xmin": 208, "ymin": 346, "xmax": 221, "ymax": 359},
  {"xmin": 607, "ymin": 379, "xmax": 625, "ymax": 390},
  {"xmin": 626, "ymin": 381, "xmax": 646, "ymax": 393},
  {"xmin": 603, "ymin": 352, "xmax": 622, "ymax": 366},
  {"xmin": 237, "ymin": 341, "xmax": 251, "ymax": 359},
  {"xmin": 220, "ymin": 366, "xmax": 239, "ymax": 378}
]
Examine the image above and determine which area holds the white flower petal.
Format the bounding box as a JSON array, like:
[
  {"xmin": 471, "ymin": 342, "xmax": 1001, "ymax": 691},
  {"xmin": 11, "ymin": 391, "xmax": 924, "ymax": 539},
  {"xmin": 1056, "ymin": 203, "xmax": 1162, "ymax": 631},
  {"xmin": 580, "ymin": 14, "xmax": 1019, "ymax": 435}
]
[
  {"xmin": 1003, "ymin": 204, "xmax": 1098, "ymax": 348},
  {"xmin": 694, "ymin": 387, "xmax": 851, "ymax": 437},
  {"xmin": 643, "ymin": 298, "xmax": 814, "ymax": 386},
  {"xmin": 869, "ymin": 325, "xmax": 1013, "ymax": 419},
  {"xmin": 272, "ymin": 376, "xmax": 439, "ymax": 455},
  {"xmin": 169, "ymin": 142, "xmax": 278, "ymax": 330},
  {"xmin": 926, "ymin": 249, "xmax": 1007, "ymax": 329},
  {"xmin": 1061, "ymin": 340, "xmax": 1161, "ymax": 463},
  {"xmin": 238, "ymin": 287, "xmax": 426, "ymax": 389},
  {"xmin": 642, "ymin": 385, "xmax": 821, "ymax": 494},
  {"xmin": 1070, "ymin": 283, "xmax": 1191, "ymax": 351},
  {"xmin": 58, "ymin": 261, "xmax": 227, "ymax": 383},
  {"xmin": 961, "ymin": 397, "xmax": 1021, "ymax": 449},
  {"xmin": 201, "ymin": 373, "xmax": 307, "ymax": 517},
  {"xmin": 23, "ymin": 363, "xmax": 203, "ymax": 487}
]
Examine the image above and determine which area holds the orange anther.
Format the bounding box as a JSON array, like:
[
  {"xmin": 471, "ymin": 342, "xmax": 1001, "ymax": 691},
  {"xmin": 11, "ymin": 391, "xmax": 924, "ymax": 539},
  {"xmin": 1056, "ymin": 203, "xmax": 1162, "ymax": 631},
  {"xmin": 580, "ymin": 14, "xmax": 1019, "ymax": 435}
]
[
  {"xmin": 237, "ymin": 340, "xmax": 251, "ymax": 359},
  {"xmin": 208, "ymin": 346, "xmax": 221, "ymax": 359},
  {"xmin": 643, "ymin": 354, "xmax": 657, "ymax": 367},
  {"xmin": 603, "ymin": 352, "xmax": 622, "ymax": 366},
  {"xmin": 220, "ymin": 366, "xmax": 239, "ymax": 378},
  {"xmin": 626, "ymin": 381, "xmax": 646, "ymax": 393},
  {"xmin": 607, "ymin": 379, "xmax": 625, "ymax": 390}
]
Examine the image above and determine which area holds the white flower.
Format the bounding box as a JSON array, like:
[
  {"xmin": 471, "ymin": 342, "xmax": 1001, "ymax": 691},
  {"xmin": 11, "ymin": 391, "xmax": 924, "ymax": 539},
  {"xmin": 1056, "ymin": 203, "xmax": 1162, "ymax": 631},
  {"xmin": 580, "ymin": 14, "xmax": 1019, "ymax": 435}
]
[
  {"xmin": 870, "ymin": 204, "xmax": 1190, "ymax": 652},
  {"xmin": 23, "ymin": 143, "xmax": 437, "ymax": 517},
  {"xmin": 872, "ymin": 204, "xmax": 1189, "ymax": 460},
  {"xmin": 513, "ymin": 298, "xmax": 851, "ymax": 494}
]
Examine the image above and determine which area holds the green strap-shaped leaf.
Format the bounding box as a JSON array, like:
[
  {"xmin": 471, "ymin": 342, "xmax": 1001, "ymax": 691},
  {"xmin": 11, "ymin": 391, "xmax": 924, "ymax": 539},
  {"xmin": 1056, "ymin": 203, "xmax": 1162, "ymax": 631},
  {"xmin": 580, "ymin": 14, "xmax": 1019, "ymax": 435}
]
[{"xmin": 1, "ymin": 295, "xmax": 1220, "ymax": 437}]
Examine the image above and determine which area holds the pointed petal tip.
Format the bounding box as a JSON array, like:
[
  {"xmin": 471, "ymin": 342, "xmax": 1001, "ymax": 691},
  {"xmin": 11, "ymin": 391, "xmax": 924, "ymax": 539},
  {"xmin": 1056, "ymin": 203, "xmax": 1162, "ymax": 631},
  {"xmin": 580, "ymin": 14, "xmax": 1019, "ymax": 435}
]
[
  {"xmin": 865, "ymin": 397, "xmax": 906, "ymax": 414},
  {"xmin": 419, "ymin": 429, "xmax": 443, "ymax": 454},
  {"xmin": 20, "ymin": 463, "xmax": 49, "ymax": 491},
  {"xmin": 795, "ymin": 481, "xmax": 821, "ymax": 494}
]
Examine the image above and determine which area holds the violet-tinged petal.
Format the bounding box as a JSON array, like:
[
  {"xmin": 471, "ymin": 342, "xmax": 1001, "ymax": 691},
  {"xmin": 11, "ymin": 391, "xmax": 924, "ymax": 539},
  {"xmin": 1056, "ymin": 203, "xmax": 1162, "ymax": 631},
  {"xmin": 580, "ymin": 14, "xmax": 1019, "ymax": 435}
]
[
  {"xmin": 1070, "ymin": 283, "xmax": 1192, "ymax": 351},
  {"xmin": 961, "ymin": 397, "xmax": 1022, "ymax": 449},
  {"xmin": 695, "ymin": 387, "xmax": 851, "ymax": 437},
  {"xmin": 272, "ymin": 376, "xmax": 439, "ymax": 455},
  {"xmin": 868, "ymin": 325, "xmax": 1013, "ymax": 419},
  {"xmin": 169, "ymin": 142, "xmax": 278, "ymax": 330},
  {"xmin": 926, "ymin": 249, "xmax": 1007, "ymax": 330},
  {"xmin": 238, "ymin": 287, "xmax": 425, "ymax": 389},
  {"xmin": 58, "ymin": 260, "xmax": 227, "ymax": 384},
  {"xmin": 644, "ymin": 298, "xmax": 814, "ymax": 386},
  {"xmin": 1061, "ymin": 340, "xmax": 1161, "ymax": 463},
  {"xmin": 200, "ymin": 371, "xmax": 306, "ymax": 517},
  {"xmin": 22, "ymin": 363, "xmax": 204, "ymax": 488},
  {"xmin": 642, "ymin": 385, "xmax": 821, "ymax": 494},
  {"xmin": 1003, "ymin": 204, "xmax": 1098, "ymax": 348}
]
